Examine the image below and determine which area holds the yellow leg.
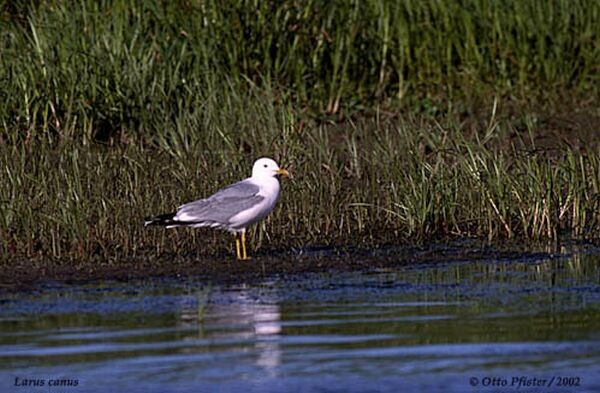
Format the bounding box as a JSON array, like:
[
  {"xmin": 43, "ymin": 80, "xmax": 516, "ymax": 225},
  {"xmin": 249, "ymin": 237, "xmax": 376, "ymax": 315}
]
[
  {"xmin": 235, "ymin": 235, "xmax": 241, "ymax": 260},
  {"xmin": 241, "ymin": 231, "xmax": 250, "ymax": 260}
]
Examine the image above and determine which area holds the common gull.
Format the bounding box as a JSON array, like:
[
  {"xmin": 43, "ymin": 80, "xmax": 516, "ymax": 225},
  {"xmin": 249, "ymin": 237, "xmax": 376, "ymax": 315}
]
[{"xmin": 145, "ymin": 157, "xmax": 289, "ymax": 260}]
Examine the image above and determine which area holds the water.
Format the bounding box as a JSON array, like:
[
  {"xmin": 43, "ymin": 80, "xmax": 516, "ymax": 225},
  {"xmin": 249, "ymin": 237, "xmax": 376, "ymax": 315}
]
[{"xmin": 1, "ymin": 250, "xmax": 599, "ymax": 392}]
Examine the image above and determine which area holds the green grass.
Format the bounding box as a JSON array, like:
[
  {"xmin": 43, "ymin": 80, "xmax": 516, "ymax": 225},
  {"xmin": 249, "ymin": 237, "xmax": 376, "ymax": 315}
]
[
  {"xmin": 0, "ymin": 0, "xmax": 599, "ymax": 260},
  {"xmin": 1, "ymin": 97, "xmax": 599, "ymax": 259},
  {"xmin": 1, "ymin": 0, "xmax": 598, "ymax": 136}
]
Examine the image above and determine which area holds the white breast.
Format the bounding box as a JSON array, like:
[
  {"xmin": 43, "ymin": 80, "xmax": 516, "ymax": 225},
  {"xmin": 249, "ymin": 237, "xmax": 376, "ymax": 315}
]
[{"xmin": 228, "ymin": 177, "xmax": 280, "ymax": 231}]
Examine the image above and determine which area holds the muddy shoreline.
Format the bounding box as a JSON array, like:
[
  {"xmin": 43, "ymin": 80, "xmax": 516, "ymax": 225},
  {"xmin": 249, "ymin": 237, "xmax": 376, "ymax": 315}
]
[{"xmin": 2, "ymin": 240, "xmax": 589, "ymax": 293}]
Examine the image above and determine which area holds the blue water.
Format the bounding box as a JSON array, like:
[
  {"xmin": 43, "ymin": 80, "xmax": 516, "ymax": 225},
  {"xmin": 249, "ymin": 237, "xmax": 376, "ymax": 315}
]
[{"xmin": 1, "ymin": 250, "xmax": 599, "ymax": 392}]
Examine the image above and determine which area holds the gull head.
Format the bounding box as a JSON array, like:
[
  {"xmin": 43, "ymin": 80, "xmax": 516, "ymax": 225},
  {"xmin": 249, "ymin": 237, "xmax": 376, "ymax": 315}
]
[{"xmin": 252, "ymin": 157, "xmax": 290, "ymax": 178}]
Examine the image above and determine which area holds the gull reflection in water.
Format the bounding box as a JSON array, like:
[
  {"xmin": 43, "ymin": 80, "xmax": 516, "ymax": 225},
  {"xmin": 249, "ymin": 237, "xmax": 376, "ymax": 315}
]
[{"xmin": 177, "ymin": 283, "xmax": 282, "ymax": 376}]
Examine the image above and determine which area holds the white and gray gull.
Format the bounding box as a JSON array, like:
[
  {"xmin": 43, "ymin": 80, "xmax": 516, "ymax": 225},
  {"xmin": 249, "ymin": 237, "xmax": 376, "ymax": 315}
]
[{"xmin": 144, "ymin": 157, "xmax": 289, "ymax": 260}]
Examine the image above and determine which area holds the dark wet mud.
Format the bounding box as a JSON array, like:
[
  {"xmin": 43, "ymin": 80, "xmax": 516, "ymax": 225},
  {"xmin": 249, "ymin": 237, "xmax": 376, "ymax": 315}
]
[{"xmin": 0, "ymin": 240, "xmax": 585, "ymax": 292}]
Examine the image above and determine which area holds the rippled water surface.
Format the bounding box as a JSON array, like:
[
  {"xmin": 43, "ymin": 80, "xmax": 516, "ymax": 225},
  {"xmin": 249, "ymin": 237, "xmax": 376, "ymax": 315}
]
[{"xmin": 1, "ymin": 250, "xmax": 600, "ymax": 392}]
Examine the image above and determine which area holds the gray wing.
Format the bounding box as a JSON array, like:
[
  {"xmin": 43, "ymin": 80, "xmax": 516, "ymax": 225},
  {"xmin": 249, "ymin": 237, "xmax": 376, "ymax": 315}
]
[{"xmin": 175, "ymin": 180, "xmax": 264, "ymax": 224}]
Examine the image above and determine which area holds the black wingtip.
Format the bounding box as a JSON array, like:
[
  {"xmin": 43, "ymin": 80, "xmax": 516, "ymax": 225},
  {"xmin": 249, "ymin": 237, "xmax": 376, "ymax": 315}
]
[{"xmin": 144, "ymin": 212, "xmax": 176, "ymax": 227}]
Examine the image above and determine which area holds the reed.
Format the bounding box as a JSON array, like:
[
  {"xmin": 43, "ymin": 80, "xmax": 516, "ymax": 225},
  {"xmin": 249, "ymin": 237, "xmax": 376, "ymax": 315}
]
[
  {"xmin": 1, "ymin": 100, "xmax": 599, "ymax": 260},
  {"xmin": 1, "ymin": 0, "xmax": 597, "ymax": 138},
  {"xmin": 0, "ymin": 0, "xmax": 598, "ymax": 260}
]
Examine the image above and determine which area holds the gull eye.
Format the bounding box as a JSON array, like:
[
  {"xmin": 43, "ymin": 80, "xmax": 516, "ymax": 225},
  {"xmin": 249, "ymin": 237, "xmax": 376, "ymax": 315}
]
[{"xmin": 263, "ymin": 164, "xmax": 268, "ymax": 168}]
